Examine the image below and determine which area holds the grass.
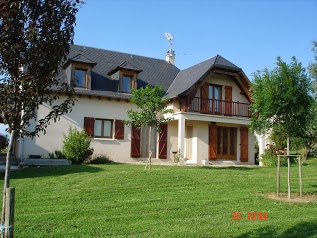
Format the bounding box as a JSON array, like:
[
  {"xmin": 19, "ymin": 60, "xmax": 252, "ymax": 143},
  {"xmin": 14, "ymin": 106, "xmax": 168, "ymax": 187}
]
[{"xmin": 1, "ymin": 158, "xmax": 317, "ymax": 238}]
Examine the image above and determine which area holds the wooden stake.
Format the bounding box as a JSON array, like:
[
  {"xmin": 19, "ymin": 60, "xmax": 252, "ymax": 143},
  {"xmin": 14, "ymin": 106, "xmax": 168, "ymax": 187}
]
[
  {"xmin": 4, "ymin": 187, "xmax": 15, "ymax": 238},
  {"xmin": 277, "ymin": 155, "xmax": 280, "ymax": 197},
  {"xmin": 287, "ymin": 157, "xmax": 291, "ymax": 199},
  {"xmin": 299, "ymin": 156, "xmax": 302, "ymax": 197}
]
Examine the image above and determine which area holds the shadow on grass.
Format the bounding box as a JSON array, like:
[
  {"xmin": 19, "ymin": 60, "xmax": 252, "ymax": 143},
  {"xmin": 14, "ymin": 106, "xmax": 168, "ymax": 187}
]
[
  {"xmin": 200, "ymin": 166, "xmax": 258, "ymax": 171},
  {"xmin": 235, "ymin": 220, "xmax": 317, "ymax": 238},
  {"xmin": 1, "ymin": 165, "xmax": 105, "ymax": 180}
]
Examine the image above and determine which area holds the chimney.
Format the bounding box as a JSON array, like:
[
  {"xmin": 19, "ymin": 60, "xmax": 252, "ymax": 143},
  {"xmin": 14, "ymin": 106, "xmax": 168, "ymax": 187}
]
[{"xmin": 166, "ymin": 49, "xmax": 175, "ymax": 65}]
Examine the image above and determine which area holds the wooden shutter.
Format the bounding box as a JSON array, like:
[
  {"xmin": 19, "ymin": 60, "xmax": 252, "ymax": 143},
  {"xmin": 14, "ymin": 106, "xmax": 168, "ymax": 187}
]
[
  {"xmin": 114, "ymin": 120, "xmax": 124, "ymax": 139},
  {"xmin": 240, "ymin": 127, "xmax": 249, "ymax": 162},
  {"xmin": 131, "ymin": 126, "xmax": 141, "ymax": 158},
  {"xmin": 158, "ymin": 124, "xmax": 168, "ymax": 159},
  {"xmin": 225, "ymin": 86, "xmax": 232, "ymax": 116},
  {"xmin": 208, "ymin": 124, "xmax": 217, "ymax": 160},
  {"xmin": 84, "ymin": 117, "xmax": 94, "ymax": 137},
  {"xmin": 200, "ymin": 83, "xmax": 209, "ymax": 113}
]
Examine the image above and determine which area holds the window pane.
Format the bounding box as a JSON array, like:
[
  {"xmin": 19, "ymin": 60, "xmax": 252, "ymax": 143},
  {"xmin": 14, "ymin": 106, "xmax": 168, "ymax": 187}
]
[
  {"xmin": 94, "ymin": 120, "xmax": 102, "ymax": 137},
  {"xmin": 222, "ymin": 127, "xmax": 228, "ymax": 155},
  {"xmin": 214, "ymin": 86, "xmax": 221, "ymax": 100},
  {"xmin": 209, "ymin": 85, "xmax": 213, "ymax": 99},
  {"xmin": 75, "ymin": 69, "xmax": 86, "ymax": 87},
  {"xmin": 230, "ymin": 128, "xmax": 237, "ymax": 155},
  {"xmin": 217, "ymin": 127, "xmax": 221, "ymax": 156},
  {"xmin": 103, "ymin": 120, "xmax": 112, "ymax": 137},
  {"xmin": 122, "ymin": 76, "xmax": 131, "ymax": 93}
]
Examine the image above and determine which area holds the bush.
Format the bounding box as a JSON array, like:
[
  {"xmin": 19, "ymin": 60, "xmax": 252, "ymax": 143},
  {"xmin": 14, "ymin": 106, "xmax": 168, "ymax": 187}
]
[
  {"xmin": 48, "ymin": 150, "xmax": 65, "ymax": 159},
  {"xmin": 259, "ymin": 144, "xmax": 297, "ymax": 166},
  {"xmin": 0, "ymin": 133, "xmax": 8, "ymax": 151},
  {"xmin": 62, "ymin": 127, "xmax": 93, "ymax": 164},
  {"xmin": 86, "ymin": 154, "xmax": 114, "ymax": 164}
]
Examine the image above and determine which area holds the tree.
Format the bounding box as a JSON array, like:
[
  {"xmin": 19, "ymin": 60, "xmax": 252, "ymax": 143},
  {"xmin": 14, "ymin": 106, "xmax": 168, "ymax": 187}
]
[
  {"xmin": 0, "ymin": 0, "xmax": 83, "ymax": 231},
  {"xmin": 308, "ymin": 41, "xmax": 317, "ymax": 88},
  {"xmin": 250, "ymin": 56, "xmax": 314, "ymax": 156},
  {"xmin": 124, "ymin": 85, "xmax": 173, "ymax": 169}
]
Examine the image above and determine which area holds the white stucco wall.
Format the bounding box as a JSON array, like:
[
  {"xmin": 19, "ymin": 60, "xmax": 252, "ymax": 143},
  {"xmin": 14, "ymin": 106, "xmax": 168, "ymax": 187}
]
[
  {"xmin": 194, "ymin": 74, "xmax": 249, "ymax": 104},
  {"xmin": 22, "ymin": 96, "xmax": 140, "ymax": 162}
]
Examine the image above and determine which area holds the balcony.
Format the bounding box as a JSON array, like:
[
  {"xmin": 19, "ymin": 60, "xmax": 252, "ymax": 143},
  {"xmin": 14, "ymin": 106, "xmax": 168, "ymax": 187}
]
[{"xmin": 185, "ymin": 97, "xmax": 250, "ymax": 118}]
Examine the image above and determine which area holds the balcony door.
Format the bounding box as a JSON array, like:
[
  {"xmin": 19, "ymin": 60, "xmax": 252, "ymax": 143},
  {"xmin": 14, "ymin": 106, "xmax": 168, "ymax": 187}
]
[{"xmin": 209, "ymin": 85, "xmax": 222, "ymax": 113}]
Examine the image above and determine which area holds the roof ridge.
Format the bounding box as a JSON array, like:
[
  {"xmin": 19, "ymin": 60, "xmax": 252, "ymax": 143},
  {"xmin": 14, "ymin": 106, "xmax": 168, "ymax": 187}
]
[
  {"xmin": 72, "ymin": 44, "xmax": 180, "ymax": 68},
  {"xmin": 214, "ymin": 54, "xmax": 220, "ymax": 65}
]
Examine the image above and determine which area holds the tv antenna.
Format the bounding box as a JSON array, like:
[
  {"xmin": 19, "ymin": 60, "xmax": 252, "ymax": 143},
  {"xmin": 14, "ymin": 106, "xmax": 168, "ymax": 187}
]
[{"xmin": 164, "ymin": 33, "xmax": 173, "ymax": 51}]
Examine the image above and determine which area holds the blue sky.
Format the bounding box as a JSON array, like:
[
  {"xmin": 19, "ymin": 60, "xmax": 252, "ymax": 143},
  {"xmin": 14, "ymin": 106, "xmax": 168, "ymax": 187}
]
[
  {"xmin": 0, "ymin": 0, "xmax": 316, "ymax": 135},
  {"xmin": 74, "ymin": 0, "xmax": 316, "ymax": 78}
]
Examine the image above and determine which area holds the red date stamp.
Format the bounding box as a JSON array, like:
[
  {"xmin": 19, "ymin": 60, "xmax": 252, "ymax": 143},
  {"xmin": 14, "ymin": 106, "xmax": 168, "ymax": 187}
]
[{"xmin": 232, "ymin": 212, "xmax": 268, "ymax": 221}]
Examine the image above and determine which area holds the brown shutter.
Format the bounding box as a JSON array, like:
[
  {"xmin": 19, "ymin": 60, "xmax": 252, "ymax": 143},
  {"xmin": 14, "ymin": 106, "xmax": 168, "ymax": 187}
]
[
  {"xmin": 114, "ymin": 120, "xmax": 124, "ymax": 139},
  {"xmin": 158, "ymin": 124, "xmax": 168, "ymax": 159},
  {"xmin": 240, "ymin": 127, "xmax": 249, "ymax": 162},
  {"xmin": 209, "ymin": 124, "xmax": 217, "ymax": 160},
  {"xmin": 84, "ymin": 117, "xmax": 94, "ymax": 137},
  {"xmin": 131, "ymin": 125, "xmax": 141, "ymax": 158},
  {"xmin": 225, "ymin": 86, "xmax": 232, "ymax": 116},
  {"xmin": 200, "ymin": 83, "xmax": 209, "ymax": 113}
]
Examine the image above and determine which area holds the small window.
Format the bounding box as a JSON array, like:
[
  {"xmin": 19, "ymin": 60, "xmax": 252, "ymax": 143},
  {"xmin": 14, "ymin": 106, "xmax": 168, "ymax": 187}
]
[
  {"xmin": 74, "ymin": 68, "xmax": 87, "ymax": 87},
  {"xmin": 94, "ymin": 119, "xmax": 113, "ymax": 138},
  {"xmin": 122, "ymin": 75, "xmax": 132, "ymax": 93}
]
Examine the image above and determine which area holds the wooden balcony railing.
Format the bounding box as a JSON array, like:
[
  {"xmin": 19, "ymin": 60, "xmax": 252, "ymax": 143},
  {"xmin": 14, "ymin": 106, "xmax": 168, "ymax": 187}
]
[{"xmin": 186, "ymin": 97, "xmax": 250, "ymax": 118}]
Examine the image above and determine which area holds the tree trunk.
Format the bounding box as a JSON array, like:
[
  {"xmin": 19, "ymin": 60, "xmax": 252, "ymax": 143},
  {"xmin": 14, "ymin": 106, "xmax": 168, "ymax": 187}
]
[
  {"xmin": 1, "ymin": 130, "xmax": 15, "ymax": 225},
  {"xmin": 286, "ymin": 132, "xmax": 290, "ymax": 156}
]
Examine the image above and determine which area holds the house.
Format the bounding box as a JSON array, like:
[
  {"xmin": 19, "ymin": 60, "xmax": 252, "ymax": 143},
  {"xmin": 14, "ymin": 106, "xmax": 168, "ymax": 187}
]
[{"xmin": 16, "ymin": 45, "xmax": 255, "ymax": 165}]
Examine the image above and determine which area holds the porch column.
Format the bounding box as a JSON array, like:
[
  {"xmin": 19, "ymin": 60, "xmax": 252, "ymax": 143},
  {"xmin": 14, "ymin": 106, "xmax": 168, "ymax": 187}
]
[{"xmin": 178, "ymin": 114, "xmax": 185, "ymax": 160}]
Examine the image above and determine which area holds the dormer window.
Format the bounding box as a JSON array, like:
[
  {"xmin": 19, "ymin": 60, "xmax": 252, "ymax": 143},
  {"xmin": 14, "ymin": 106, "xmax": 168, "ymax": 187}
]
[
  {"xmin": 74, "ymin": 68, "xmax": 88, "ymax": 88},
  {"xmin": 108, "ymin": 61, "xmax": 142, "ymax": 94},
  {"xmin": 122, "ymin": 75, "xmax": 133, "ymax": 93},
  {"xmin": 63, "ymin": 54, "xmax": 96, "ymax": 89}
]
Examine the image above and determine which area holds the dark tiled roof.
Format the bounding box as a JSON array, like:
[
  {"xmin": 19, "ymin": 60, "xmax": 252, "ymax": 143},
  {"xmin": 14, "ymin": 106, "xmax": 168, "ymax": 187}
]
[
  {"xmin": 74, "ymin": 88, "xmax": 132, "ymax": 100},
  {"xmin": 58, "ymin": 45, "xmax": 246, "ymax": 100},
  {"xmin": 166, "ymin": 55, "xmax": 242, "ymax": 98},
  {"xmin": 63, "ymin": 53, "xmax": 96, "ymax": 67},
  {"xmin": 108, "ymin": 61, "xmax": 143, "ymax": 75},
  {"xmin": 63, "ymin": 45, "xmax": 180, "ymax": 96}
]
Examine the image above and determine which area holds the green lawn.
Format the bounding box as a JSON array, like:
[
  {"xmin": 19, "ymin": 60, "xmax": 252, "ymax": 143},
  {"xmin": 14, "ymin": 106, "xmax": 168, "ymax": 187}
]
[{"xmin": 1, "ymin": 159, "xmax": 317, "ymax": 238}]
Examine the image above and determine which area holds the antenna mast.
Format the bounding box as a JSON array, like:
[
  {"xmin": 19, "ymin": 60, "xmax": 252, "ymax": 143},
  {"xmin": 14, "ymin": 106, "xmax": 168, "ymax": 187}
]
[{"xmin": 164, "ymin": 33, "xmax": 173, "ymax": 51}]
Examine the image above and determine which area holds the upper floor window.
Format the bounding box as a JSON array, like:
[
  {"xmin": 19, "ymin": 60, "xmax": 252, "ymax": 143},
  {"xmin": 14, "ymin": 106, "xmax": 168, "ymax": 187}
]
[
  {"xmin": 122, "ymin": 75, "xmax": 133, "ymax": 93},
  {"xmin": 74, "ymin": 68, "xmax": 87, "ymax": 88},
  {"xmin": 209, "ymin": 84, "xmax": 222, "ymax": 100},
  {"xmin": 209, "ymin": 84, "xmax": 222, "ymax": 112}
]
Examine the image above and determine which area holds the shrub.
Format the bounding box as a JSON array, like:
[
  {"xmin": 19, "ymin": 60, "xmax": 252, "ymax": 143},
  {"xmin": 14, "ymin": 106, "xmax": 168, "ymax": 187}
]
[
  {"xmin": 259, "ymin": 144, "xmax": 297, "ymax": 166},
  {"xmin": 48, "ymin": 150, "xmax": 65, "ymax": 159},
  {"xmin": 62, "ymin": 127, "xmax": 93, "ymax": 164},
  {"xmin": 0, "ymin": 133, "xmax": 8, "ymax": 151},
  {"xmin": 86, "ymin": 154, "xmax": 114, "ymax": 164}
]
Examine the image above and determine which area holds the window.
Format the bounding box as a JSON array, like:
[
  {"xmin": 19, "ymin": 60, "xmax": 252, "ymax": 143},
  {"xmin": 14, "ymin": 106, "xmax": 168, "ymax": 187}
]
[
  {"xmin": 94, "ymin": 119, "xmax": 113, "ymax": 138},
  {"xmin": 217, "ymin": 126, "xmax": 237, "ymax": 160},
  {"xmin": 209, "ymin": 84, "xmax": 222, "ymax": 112},
  {"xmin": 84, "ymin": 117, "xmax": 124, "ymax": 140},
  {"xmin": 74, "ymin": 68, "xmax": 87, "ymax": 88},
  {"xmin": 122, "ymin": 75, "xmax": 133, "ymax": 93}
]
